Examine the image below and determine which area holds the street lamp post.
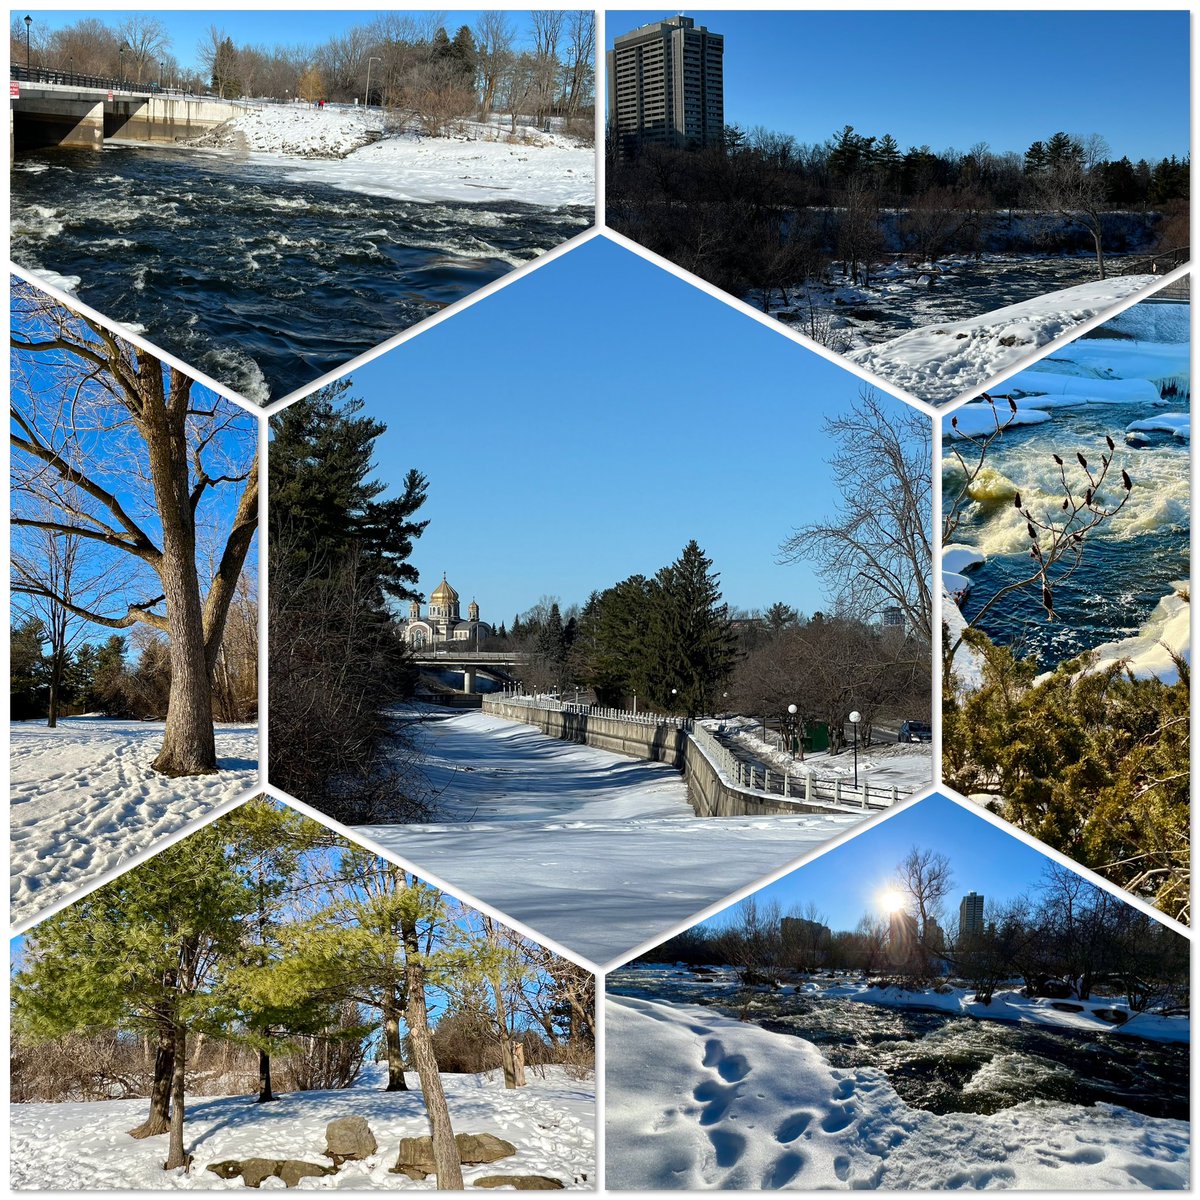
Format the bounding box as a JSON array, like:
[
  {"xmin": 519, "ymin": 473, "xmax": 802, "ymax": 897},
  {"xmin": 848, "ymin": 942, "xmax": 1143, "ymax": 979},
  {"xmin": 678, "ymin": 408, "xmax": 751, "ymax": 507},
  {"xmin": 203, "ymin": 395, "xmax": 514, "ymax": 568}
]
[
  {"xmin": 24, "ymin": 15, "xmax": 32, "ymax": 71},
  {"xmin": 784, "ymin": 703, "xmax": 802, "ymax": 760},
  {"xmin": 365, "ymin": 56, "xmax": 381, "ymax": 108},
  {"xmin": 119, "ymin": 45, "xmax": 126, "ymax": 87},
  {"xmin": 849, "ymin": 710, "xmax": 862, "ymax": 790},
  {"xmin": 159, "ymin": 59, "xmax": 165, "ymax": 89}
]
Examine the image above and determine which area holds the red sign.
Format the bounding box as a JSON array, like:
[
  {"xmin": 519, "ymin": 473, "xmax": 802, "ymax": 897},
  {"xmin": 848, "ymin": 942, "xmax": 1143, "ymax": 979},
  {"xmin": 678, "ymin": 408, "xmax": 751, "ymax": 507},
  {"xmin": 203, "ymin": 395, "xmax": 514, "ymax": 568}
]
[
  {"xmin": 107, "ymin": 90, "xmax": 114, "ymax": 100},
  {"xmin": 10, "ymin": 81, "xmax": 19, "ymax": 98}
]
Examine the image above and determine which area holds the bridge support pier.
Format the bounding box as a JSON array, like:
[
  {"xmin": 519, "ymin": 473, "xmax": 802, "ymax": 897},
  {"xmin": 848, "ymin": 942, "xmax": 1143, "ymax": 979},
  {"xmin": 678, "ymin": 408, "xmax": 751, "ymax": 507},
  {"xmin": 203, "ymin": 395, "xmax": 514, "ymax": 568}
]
[
  {"xmin": 12, "ymin": 97, "xmax": 104, "ymax": 150},
  {"xmin": 462, "ymin": 666, "xmax": 477, "ymax": 694}
]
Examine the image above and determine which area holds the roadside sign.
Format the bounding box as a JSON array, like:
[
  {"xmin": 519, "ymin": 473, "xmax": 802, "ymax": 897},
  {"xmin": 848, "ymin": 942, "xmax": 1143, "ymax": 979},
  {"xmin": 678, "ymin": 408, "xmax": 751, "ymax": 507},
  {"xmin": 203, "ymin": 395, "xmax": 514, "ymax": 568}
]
[
  {"xmin": 10, "ymin": 81, "xmax": 19, "ymax": 98},
  {"xmin": 107, "ymin": 90, "xmax": 114, "ymax": 100}
]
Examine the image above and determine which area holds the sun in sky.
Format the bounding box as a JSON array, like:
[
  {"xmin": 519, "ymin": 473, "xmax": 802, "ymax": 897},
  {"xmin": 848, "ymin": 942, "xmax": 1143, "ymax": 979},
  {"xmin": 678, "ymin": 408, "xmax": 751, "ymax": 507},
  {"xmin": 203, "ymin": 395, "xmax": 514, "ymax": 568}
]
[{"xmin": 878, "ymin": 887, "xmax": 907, "ymax": 915}]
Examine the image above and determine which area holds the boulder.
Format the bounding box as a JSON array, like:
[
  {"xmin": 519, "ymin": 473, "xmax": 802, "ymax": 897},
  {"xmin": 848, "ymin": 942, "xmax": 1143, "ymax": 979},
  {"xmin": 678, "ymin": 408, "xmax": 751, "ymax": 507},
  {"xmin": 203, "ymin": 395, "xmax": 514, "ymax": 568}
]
[
  {"xmin": 205, "ymin": 1158, "xmax": 337, "ymax": 1188},
  {"xmin": 474, "ymin": 1175, "xmax": 565, "ymax": 1189},
  {"xmin": 324, "ymin": 1115, "xmax": 378, "ymax": 1164},
  {"xmin": 392, "ymin": 1132, "xmax": 518, "ymax": 1180}
]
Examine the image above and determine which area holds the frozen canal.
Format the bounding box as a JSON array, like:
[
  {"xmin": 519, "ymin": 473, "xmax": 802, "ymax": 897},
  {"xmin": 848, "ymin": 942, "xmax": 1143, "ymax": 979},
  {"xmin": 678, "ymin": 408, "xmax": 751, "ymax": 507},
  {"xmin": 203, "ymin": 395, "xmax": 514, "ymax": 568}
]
[{"xmin": 357, "ymin": 710, "xmax": 872, "ymax": 967}]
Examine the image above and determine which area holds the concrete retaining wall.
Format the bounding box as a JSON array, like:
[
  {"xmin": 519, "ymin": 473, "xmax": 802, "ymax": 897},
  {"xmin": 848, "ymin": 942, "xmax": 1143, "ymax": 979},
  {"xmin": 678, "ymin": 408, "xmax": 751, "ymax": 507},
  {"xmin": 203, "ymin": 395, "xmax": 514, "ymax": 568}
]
[
  {"xmin": 105, "ymin": 96, "xmax": 233, "ymax": 143},
  {"xmin": 483, "ymin": 698, "xmax": 845, "ymax": 819}
]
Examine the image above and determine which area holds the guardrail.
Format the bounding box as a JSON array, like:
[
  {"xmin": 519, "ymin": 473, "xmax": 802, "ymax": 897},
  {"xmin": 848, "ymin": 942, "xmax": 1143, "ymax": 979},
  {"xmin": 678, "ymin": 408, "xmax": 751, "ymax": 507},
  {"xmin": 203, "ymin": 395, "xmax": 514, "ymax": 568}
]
[{"xmin": 499, "ymin": 695, "xmax": 898, "ymax": 810}]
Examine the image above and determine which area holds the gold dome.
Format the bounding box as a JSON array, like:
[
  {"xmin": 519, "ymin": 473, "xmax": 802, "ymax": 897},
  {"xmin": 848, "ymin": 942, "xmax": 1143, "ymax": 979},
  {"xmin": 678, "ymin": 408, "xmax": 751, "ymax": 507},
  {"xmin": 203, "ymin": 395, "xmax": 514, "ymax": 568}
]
[{"xmin": 430, "ymin": 574, "xmax": 459, "ymax": 604}]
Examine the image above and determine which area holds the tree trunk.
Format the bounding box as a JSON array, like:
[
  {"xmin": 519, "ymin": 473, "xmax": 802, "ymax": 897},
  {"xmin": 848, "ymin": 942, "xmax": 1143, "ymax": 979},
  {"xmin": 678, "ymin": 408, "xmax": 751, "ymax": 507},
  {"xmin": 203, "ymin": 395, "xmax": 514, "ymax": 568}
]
[
  {"xmin": 258, "ymin": 1048, "xmax": 275, "ymax": 1103},
  {"xmin": 382, "ymin": 1000, "xmax": 408, "ymax": 1091},
  {"xmin": 142, "ymin": 399, "xmax": 218, "ymax": 777},
  {"xmin": 403, "ymin": 920, "xmax": 462, "ymax": 1189},
  {"xmin": 47, "ymin": 643, "xmax": 64, "ymax": 728},
  {"xmin": 1092, "ymin": 224, "xmax": 1106, "ymax": 280},
  {"xmin": 128, "ymin": 1023, "xmax": 174, "ymax": 1138},
  {"xmin": 163, "ymin": 1022, "xmax": 189, "ymax": 1171}
]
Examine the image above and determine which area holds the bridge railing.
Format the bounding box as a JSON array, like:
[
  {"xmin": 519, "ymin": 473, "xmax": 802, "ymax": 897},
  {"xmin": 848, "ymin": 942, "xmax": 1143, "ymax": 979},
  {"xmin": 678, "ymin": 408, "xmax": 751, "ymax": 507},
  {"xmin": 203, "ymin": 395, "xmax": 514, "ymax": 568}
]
[
  {"xmin": 494, "ymin": 695, "xmax": 899, "ymax": 809},
  {"xmin": 10, "ymin": 65, "xmax": 226, "ymax": 101}
]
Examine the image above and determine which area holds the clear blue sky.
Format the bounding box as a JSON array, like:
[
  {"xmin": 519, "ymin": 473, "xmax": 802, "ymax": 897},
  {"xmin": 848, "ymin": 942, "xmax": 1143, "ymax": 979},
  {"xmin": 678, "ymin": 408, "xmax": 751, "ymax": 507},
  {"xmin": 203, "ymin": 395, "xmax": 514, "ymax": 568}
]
[
  {"xmin": 606, "ymin": 10, "xmax": 1190, "ymax": 162},
  {"xmin": 337, "ymin": 235, "xmax": 917, "ymax": 625},
  {"xmin": 697, "ymin": 793, "xmax": 1065, "ymax": 934},
  {"xmin": 26, "ymin": 10, "xmax": 550, "ymax": 74}
]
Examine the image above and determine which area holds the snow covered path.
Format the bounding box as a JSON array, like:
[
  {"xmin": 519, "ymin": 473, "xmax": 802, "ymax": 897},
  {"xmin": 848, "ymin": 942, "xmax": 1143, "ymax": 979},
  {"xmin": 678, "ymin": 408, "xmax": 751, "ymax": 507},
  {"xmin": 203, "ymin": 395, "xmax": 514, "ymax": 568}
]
[
  {"xmin": 11, "ymin": 1064, "xmax": 594, "ymax": 1190},
  {"xmin": 10, "ymin": 718, "xmax": 259, "ymax": 928},
  {"xmin": 356, "ymin": 712, "xmax": 866, "ymax": 967},
  {"xmin": 851, "ymin": 275, "xmax": 1157, "ymax": 407},
  {"xmin": 606, "ymin": 995, "xmax": 1189, "ymax": 1191}
]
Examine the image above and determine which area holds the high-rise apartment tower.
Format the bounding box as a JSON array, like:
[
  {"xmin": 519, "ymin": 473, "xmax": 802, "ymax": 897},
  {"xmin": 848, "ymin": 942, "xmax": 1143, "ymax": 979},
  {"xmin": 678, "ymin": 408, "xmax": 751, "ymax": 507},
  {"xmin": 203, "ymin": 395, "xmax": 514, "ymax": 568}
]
[
  {"xmin": 607, "ymin": 16, "xmax": 724, "ymax": 160},
  {"xmin": 959, "ymin": 891, "xmax": 985, "ymax": 941}
]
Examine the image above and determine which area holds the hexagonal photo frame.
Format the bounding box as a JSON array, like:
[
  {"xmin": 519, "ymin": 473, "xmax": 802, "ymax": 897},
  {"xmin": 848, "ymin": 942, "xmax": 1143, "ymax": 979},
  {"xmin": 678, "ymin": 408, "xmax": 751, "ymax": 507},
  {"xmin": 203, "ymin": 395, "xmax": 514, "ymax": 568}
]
[{"xmin": 264, "ymin": 235, "xmax": 935, "ymax": 969}]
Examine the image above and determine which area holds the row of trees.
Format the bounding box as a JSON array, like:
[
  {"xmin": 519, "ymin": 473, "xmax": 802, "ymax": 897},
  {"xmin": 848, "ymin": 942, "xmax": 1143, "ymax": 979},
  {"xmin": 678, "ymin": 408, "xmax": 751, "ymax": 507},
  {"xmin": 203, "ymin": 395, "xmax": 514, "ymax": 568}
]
[
  {"xmin": 609, "ymin": 123, "xmax": 1188, "ymax": 318},
  {"xmin": 14, "ymin": 13, "xmax": 595, "ymax": 139},
  {"xmin": 13, "ymin": 799, "xmax": 595, "ymax": 1183},
  {"xmin": 10, "ymin": 283, "xmax": 259, "ymax": 775},
  {"xmin": 648, "ymin": 852, "xmax": 1187, "ymax": 1014}
]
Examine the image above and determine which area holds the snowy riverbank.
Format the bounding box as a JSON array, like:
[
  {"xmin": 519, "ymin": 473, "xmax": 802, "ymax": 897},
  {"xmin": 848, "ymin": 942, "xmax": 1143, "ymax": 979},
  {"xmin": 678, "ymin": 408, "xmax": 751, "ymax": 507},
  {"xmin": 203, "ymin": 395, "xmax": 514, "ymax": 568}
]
[
  {"xmin": 606, "ymin": 994, "xmax": 1189, "ymax": 1190},
  {"xmin": 852, "ymin": 275, "xmax": 1157, "ymax": 406},
  {"xmin": 11, "ymin": 1063, "xmax": 594, "ymax": 1190},
  {"xmin": 192, "ymin": 105, "xmax": 594, "ymax": 207},
  {"xmin": 10, "ymin": 717, "xmax": 258, "ymax": 927},
  {"xmin": 356, "ymin": 710, "xmax": 867, "ymax": 967}
]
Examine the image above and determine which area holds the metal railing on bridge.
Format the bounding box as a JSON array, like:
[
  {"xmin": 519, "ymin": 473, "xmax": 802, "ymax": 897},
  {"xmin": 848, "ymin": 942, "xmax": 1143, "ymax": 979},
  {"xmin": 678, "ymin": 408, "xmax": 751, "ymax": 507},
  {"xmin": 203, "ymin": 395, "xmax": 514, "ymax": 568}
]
[
  {"xmin": 494, "ymin": 694, "xmax": 897, "ymax": 810},
  {"xmin": 10, "ymin": 64, "xmax": 226, "ymax": 101}
]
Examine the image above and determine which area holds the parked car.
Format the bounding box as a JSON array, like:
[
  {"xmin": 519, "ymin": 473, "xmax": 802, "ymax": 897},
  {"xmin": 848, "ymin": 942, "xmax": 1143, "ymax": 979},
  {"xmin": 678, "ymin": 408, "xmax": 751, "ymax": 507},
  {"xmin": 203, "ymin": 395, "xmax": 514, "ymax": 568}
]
[{"xmin": 898, "ymin": 720, "xmax": 932, "ymax": 744}]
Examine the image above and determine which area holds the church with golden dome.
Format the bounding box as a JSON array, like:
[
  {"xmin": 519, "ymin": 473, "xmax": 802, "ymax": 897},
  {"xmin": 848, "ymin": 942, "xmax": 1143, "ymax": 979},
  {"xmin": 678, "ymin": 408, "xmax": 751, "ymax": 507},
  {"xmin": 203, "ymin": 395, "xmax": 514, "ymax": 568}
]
[{"xmin": 402, "ymin": 574, "xmax": 492, "ymax": 648}]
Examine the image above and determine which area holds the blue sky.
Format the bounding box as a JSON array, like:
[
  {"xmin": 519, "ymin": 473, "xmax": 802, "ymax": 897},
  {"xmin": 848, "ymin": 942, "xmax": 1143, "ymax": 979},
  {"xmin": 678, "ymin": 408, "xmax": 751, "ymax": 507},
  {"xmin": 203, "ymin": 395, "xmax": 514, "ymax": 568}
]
[
  {"xmin": 696, "ymin": 794, "xmax": 1067, "ymax": 934},
  {"xmin": 334, "ymin": 235, "xmax": 921, "ymax": 625},
  {"xmin": 25, "ymin": 10, "xmax": 550, "ymax": 74},
  {"xmin": 606, "ymin": 10, "xmax": 1190, "ymax": 162}
]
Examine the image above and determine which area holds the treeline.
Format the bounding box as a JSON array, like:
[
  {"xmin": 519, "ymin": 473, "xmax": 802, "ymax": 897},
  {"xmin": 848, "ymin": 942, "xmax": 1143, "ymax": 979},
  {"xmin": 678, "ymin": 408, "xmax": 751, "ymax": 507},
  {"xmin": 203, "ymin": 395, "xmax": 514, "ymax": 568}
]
[
  {"xmin": 645, "ymin": 860, "xmax": 1187, "ymax": 1014},
  {"xmin": 12, "ymin": 799, "xmax": 595, "ymax": 1181},
  {"xmin": 16, "ymin": 12, "xmax": 595, "ymax": 138},
  {"xmin": 486, "ymin": 541, "xmax": 738, "ymax": 716},
  {"xmin": 608, "ymin": 123, "xmax": 1189, "ymax": 315},
  {"xmin": 11, "ymin": 590, "xmax": 256, "ymax": 725},
  {"xmin": 944, "ymin": 634, "xmax": 1190, "ymax": 923}
]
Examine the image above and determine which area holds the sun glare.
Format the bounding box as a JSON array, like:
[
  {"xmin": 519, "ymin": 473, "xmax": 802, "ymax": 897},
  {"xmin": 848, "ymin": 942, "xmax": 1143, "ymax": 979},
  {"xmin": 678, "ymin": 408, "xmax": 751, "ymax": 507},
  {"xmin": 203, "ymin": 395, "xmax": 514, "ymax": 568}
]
[{"xmin": 879, "ymin": 888, "xmax": 906, "ymax": 914}]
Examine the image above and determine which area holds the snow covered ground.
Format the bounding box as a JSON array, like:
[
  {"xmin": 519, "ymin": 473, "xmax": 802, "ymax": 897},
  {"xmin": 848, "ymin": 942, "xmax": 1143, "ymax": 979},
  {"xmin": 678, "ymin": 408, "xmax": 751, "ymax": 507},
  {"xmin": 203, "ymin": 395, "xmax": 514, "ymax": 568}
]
[
  {"xmin": 606, "ymin": 994, "xmax": 1189, "ymax": 1190},
  {"xmin": 709, "ymin": 720, "xmax": 931, "ymax": 795},
  {"xmin": 192, "ymin": 105, "xmax": 594, "ymax": 207},
  {"xmin": 10, "ymin": 718, "xmax": 258, "ymax": 928},
  {"xmin": 11, "ymin": 1063, "xmax": 594, "ymax": 1190},
  {"xmin": 1073, "ymin": 584, "xmax": 1191, "ymax": 684},
  {"xmin": 852, "ymin": 275, "xmax": 1156, "ymax": 407},
  {"xmin": 356, "ymin": 711, "xmax": 868, "ymax": 967}
]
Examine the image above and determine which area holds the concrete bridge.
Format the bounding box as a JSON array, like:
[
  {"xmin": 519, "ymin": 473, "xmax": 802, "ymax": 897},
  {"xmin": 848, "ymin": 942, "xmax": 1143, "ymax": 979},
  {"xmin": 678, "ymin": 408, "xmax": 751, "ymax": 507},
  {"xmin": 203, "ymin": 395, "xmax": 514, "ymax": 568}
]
[
  {"xmin": 411, "ymin": 648, "xmax": 529, "ymax": 694},
  {"xmin": 11, "ymin": 75, "xmax": 238, "ymax": 151}
]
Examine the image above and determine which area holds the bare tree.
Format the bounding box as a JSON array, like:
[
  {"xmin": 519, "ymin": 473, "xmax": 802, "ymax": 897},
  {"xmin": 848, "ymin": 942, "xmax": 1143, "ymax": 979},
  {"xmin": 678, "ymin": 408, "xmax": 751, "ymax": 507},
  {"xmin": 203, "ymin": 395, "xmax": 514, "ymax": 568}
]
[
  {"xmin": 474, "ymin": 11, "xmax": 514, "ymax": 117},
  {"xmin": 10, "ymin": 284, "xmax": 258, "ymax": 775},
  {"xmin": 779, "ymin": 389, "xmax": 932, "ymax": 643},
  {"xmin": 562, "ymin": 11, "xmax": 595, "ymax": 119},
  {"xmin": 1034, "ymin": 133, "xmax": 1112, "ymax": 279},
  {"xmin": 118, "ymin": 15, "xmax": 169, "ymax": 84},
  {"xmin": 894, "ymin": 846, "xmax": 953, "ymax": 943}
]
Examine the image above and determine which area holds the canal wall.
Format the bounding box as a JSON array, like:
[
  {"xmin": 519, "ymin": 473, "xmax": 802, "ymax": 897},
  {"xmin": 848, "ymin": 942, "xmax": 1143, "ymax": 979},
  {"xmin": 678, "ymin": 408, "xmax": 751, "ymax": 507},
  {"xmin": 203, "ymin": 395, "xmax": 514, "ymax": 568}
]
[{"xmin": 481, "ymin": 697, "xmax": 858, "ymax": 819}]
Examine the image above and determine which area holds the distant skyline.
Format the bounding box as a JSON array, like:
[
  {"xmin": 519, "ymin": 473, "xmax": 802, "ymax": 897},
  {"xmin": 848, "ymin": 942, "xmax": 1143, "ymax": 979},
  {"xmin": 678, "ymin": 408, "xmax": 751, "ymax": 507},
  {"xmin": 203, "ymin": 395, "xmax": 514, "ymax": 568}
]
[
  {"xmin": 23, "ymin": 10, "xmax": 551, "ymax": 76},
  {"xmin": 695, "ymin": 794, "xmax": 1075, "ymax": 935},
  {"xmin": 324, "ymin": 235, "xmax": 926, "ymax": 624},
  {"xmin": 606, "ymin": 11, "xmax": 1190, "ymax": 163}
]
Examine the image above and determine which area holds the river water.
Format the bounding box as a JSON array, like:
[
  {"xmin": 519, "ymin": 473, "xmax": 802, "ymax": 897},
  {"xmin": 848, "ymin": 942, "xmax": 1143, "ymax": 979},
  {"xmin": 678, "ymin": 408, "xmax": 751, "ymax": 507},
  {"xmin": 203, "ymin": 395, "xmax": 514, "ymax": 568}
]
[
  {"xmin": 946, "ymin": 335, "xmax": 1190, "ymax": 669},
  {"xmin": 610, "ymin": 964, "xmax": 1188, "ymax": 1122},
  {"xmin": 11, "ymin": 145, "xmax": 590, "ymax": 404}
]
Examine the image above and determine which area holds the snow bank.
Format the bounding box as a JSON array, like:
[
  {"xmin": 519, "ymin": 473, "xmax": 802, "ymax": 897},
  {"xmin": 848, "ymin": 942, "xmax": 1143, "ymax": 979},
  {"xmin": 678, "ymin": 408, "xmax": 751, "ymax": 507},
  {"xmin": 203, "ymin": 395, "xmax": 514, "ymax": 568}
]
[
  {"xmin": 945, "ymin": 404, "xmax": 1052, "ymax": 438},
  {"xmin": 1006, "ymin": 370, "xmax": 1162, "ymax": 405},
  {"xmin": 196, "ymin": 105, "xmax": 594, "ymax": 208},
  {"xmin": 10, "ymin": 718, "xmax": 258, "ymax": 927},
  {"xmin": 357, "ymin": 711, "xmax": 865, "ymax": 967},
  {"xmin": 943, "ymin": 585, "xmax": 985, "ymax": 694},
  {"xmin": 1128, "ymin": 412, "xmax": 1191, "ymax": 440},
  {"xmin": 606, "ymin": 994, "xmax": 1189, "ymax": 1190},
  {"xmin": 1083, "ymin": 585, "xmax": 1191, "ymax": 683},
  {"xmin": 11, "ymin": 1064, "xmax": 594, "ymax": 1190},
  {"xmin": 852, "ymin": 275, "xmax": 1157, "ymax": 406}
]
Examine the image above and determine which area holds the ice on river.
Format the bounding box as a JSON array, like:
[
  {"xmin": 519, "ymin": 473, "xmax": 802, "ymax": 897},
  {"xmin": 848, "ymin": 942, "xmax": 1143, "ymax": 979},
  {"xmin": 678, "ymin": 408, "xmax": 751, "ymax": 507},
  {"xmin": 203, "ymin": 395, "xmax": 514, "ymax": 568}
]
[
  {"xmin": 852, "ymin": 275, "xmax": 1158, "ymax": 407},
  {"xmin": 10, "ymin": 717, "xmax": 259, "ymax": 928},
  {"xmin": 606, "ymin": 994, "xmax": 1189, "ymax": 1190},
  {"xmin": 10, "ymin": 1063, "xmax": 594, "ymax": 1190},
  {"xmin": 355, "ymin": 711, "xmax": 867, "ymax": 968}
]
